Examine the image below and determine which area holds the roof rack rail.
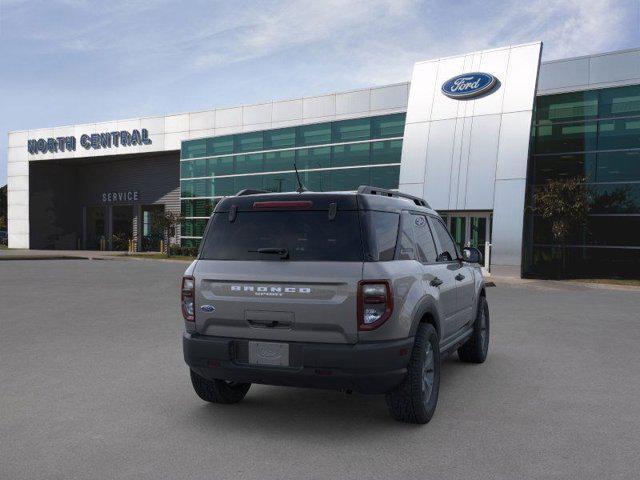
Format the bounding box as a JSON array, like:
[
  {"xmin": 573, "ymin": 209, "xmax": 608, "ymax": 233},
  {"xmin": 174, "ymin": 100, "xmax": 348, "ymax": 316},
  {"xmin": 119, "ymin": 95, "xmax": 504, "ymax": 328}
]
[
  {"xmin": 357, "ymin": 185, "xmax": 431, "ymax": 208},
  {"xmin": 235, "ymin": 189, "xmax": 271, "ymax": 196}
]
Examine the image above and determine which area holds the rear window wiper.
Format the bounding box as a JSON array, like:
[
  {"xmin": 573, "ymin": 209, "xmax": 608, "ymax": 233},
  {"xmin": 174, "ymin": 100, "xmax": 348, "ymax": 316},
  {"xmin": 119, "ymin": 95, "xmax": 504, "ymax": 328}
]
[{"xmin": 249, "ymin": 247, "xmax": 289, "ymax": 259}]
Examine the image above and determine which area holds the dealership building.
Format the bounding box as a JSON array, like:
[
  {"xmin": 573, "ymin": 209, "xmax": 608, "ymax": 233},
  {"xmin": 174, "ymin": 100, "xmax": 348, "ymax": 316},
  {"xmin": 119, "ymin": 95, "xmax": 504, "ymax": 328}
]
[{"xmin": 6, "ymin": 42, "xmax": 640, "ymax": 277}]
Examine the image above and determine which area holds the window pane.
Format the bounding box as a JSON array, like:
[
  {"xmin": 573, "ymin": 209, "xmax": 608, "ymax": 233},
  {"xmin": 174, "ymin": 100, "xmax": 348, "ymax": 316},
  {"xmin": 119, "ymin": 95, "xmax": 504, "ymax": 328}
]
[
  {"xmin": 595, "ymin": 151, "xmax": 640, "ymax": 183},
  {"xmin": 208, "ymin": 156, "xmax": 234, "ymax": 176},
  {"xmin": 332, "ymin": 118, "xmax": 370, "ymax": 142},
  {"xmin": 324, "ymin": 168, "xmax": 369, "ymax": 191},
  {"xmin": 234, "ymin": 175, "xmax": 264, "ymax": 192},
  {"xmin": 181, "ymin": 199, "xmax": 216, "ymax": 217},
  {"xmin": 264, "ymin": 150, "xmax": 295, "ymax": 172},
  {"xmin": 206, "ymin": 136, "xmax": 233, "ymax": 156},
  {"xmin": 180, "ymin": 161, "xmax": 193, "ymax": 179},
  {"xmin": 599, "ymin": 84, "xmax": 640, "ymax": 118},
  {"xmin": 332, "ymin": 143, "xmax": 370, "ymax": 167},
  {"xmin": 262, "ymin": 172, "xmax": 297, "ymax": 192},
  {"xmin": 397, "ymin": 215, "xmax": 416, "ymax": 260},
  {"xmin": 296, "ymin": 123, "xmax": 331, "ymax": 146},
  {"xmin": 449, "ymin": 216, "xmax": 466, "ymax": 252},
  {"xmin": 200, "ymin": 211, "xmax": 364, "ymax": 261},
  {"xmin": 371, "ymin": 113, "xmax": 406, "ymax": 139},
  {"xmin": 180, "ymin": 180, "xmax": 193, "ymax": 198},
  {"xmin": 370, "ymin": 166, "xmax": 400, "ymax": 189},
  {"xmin": 210, "ymin": 177, "xmax": 235, "ymax": 197},
  {"xmin": 412, "ymin": 215, "xmax": 438, "ymax": 263},
  {"xmin": 534, "ymin": 121, "xmax": 598, "ymax": 154},
  {"xmin": 235, "ymin": 153, "xmax": 264, "ymax": 175},
  {"xmin": 597, "ymin": 119, "xmax": 640, "ymax": 150},
  {"xmin": 430, "ymin": 218, "xmax": 458, "ymax": 261},
  {"xmin": 364, "ymin": 211, "xmax": 399, "ymax": 261},
  {"xmin": 264, "ymin": 128, "xmax": 296, "ymax": 149},
  {"xmin": 590, "ymin": 183, "xmax": 640, "ymax": 214},
  {"xmin": 234, "ymin": 131, "xmax": 263, "ymax": 153},
  {"xmin": 371, "ymin": 139, "xmax": 402, "ymax": 164},
  {"xmin": 535, "ymin": 91, "xmax": 598, "ymax": 124},
  {"xmin": 181, "ymin": 219, "xmax": 209, "ymax": 238},
  {"xmin": 192, "ymin": 179, "xmax": 208, "ymax": 197},
  {"xmin": 531, "ymin": 154, "xmax": 597, "ymax": 184},
  {"xmin": 296, "ymin": 147, "xmax": 331, "ymax": 170},
  {"xmin": 181, "ymin": 139, "xmax": 206, "ymax": 159}
]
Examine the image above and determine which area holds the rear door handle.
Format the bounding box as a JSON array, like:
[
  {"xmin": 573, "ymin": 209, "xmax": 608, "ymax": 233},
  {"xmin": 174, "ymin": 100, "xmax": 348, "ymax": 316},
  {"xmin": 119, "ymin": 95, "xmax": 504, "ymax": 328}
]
[
  {"xmin": 430, "ymin": 277, "xmax": 443, "ymax": 287},
  {"xmin": 455, "ymin": 273, "xmax": 465, "ymax": 281}
]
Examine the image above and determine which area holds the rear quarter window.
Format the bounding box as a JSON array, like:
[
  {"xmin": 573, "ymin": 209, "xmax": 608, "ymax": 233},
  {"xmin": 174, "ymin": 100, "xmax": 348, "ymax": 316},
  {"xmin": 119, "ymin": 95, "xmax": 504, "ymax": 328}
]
[{"xmin": 363, "ymin": 211, "xmax": 400, "ymax": 261}]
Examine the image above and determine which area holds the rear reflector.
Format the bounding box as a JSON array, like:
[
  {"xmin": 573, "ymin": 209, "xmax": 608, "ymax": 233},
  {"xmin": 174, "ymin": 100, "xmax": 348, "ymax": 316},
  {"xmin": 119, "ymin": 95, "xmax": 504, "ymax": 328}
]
[{"xmin": 253, "ymin": 201, "xmax": 313, "ymax": 210}]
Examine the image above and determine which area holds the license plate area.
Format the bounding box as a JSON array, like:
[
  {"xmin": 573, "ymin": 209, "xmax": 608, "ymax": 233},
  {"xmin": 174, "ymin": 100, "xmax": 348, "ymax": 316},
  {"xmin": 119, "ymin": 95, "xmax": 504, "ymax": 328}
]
[{"xmin": 248, "ymin": 341, "xmax": 290, "ymax": 367}]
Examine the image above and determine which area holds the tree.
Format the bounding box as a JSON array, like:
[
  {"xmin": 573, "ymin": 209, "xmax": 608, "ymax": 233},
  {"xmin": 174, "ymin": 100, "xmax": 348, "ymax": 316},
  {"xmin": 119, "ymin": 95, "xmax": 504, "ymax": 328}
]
[
  {"xmin": 533, "ymin": 177, "xmax": 589, "ymax": 278},
  {"xmin": 151, "ymin": 210, "xmax": 183, "ymax": 256}
]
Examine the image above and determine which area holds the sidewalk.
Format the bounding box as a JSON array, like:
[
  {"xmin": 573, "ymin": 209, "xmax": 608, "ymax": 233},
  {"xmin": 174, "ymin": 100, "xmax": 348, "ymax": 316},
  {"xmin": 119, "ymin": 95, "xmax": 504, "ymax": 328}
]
[{"xmin": 0, "ymin": 249, "xmax": 135, "ymax": 261}]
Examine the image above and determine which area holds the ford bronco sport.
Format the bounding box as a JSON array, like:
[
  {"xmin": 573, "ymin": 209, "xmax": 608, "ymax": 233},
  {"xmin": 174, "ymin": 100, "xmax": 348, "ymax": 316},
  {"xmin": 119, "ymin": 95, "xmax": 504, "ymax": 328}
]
[{"xmin": 182, "ymin": 186, "xmax": 489, "ymax": 424}]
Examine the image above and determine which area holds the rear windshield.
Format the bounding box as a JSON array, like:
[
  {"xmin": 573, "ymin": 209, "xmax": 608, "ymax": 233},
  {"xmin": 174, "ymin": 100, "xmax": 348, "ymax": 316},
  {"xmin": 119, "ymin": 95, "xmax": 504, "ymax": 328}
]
[{"xmin": 200, "ymin": 211, "xmax": 364, "ymax": 261}]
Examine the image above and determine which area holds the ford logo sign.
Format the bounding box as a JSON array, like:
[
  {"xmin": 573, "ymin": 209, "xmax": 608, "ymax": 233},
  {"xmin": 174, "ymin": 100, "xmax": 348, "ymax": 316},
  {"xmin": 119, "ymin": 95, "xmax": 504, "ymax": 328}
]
[
  {"xmin": 441, "ymin": 72, "xmax": 497, "ymax": 99},
  {"xmin": 200, "ymin": 305, "xmax": 215, "ymax": 312}
]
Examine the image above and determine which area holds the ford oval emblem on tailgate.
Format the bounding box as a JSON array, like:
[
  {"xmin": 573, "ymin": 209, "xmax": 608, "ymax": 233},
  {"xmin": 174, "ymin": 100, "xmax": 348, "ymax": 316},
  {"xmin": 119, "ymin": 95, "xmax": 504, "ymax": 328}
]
[{"xmin": 200, "ymin": 304, "xmax": 215, "ymax": 312}]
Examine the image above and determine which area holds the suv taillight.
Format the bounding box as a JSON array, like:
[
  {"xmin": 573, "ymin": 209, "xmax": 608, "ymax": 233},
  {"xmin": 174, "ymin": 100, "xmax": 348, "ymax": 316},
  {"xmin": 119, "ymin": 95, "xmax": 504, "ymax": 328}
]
[
  {"xmin": 358, "ymin": 280, "xmax": 393, "ymax": 331},
  {"xmin": 181, "ymin": 276, "xmax": 195, "ymax": 322}
]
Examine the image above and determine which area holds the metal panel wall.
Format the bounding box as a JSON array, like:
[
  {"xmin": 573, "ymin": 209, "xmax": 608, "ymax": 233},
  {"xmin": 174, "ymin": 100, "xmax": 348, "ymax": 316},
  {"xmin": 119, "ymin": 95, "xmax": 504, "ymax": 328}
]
[{"xmin": 399, "ymin": 43, "xmax": 542, "ymax": 268}]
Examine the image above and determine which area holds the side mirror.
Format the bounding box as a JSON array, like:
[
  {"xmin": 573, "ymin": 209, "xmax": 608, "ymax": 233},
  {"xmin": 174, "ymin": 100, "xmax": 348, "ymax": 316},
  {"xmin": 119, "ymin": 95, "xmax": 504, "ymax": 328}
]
[{"xmin": 462, "ymin": 247, "xmax": 483, "ymax": 264}]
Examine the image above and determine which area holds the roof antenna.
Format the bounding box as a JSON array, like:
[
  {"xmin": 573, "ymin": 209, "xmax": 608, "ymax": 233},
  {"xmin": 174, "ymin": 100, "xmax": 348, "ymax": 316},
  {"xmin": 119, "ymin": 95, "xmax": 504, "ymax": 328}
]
[{"xmin": 293, "ymin": 161, "xmax": 307, "ymax": 193}]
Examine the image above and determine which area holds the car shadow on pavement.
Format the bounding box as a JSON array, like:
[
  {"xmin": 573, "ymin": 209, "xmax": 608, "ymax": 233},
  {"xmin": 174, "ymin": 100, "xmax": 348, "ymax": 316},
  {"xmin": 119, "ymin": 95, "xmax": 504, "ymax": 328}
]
[{"xmin": 178, "ymin": 356, "xmax": 472, "ymax": 436}]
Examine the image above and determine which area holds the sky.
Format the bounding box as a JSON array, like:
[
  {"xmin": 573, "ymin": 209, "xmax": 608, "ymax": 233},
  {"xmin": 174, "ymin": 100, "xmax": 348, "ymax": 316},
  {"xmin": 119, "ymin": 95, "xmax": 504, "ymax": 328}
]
[{"xmin": 1, "ymin": 0, "xmax": 640, "ymax": 186}]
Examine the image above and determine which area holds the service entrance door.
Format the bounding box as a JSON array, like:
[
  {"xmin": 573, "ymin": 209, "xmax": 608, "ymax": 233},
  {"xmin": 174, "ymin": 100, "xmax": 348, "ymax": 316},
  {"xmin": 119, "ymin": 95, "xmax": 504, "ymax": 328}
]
[
  {"xmin": 85, "ymin": 206, "xmax": 106, "ymax": 250},
  {"xmin": 111, "ymin": 205, "xmax": 134, "ymax": 251},
  {"xmin": 440, "ymin": 212, "xmax": 492, "ymax": 272}
]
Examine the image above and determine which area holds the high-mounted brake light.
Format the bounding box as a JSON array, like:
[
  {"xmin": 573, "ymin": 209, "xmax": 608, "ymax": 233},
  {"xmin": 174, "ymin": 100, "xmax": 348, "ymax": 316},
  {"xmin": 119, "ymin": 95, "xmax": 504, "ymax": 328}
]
[
  {"xmin": 252, "ymin": 201, "xmax": 313, "ymax": 210},
  {"xmin": 357, "ymin": 280, "xmax": 393, "ymax": 331},
  {"xmin": 181, "ymin": 276, "xmax": 195, "ymax": 322}
]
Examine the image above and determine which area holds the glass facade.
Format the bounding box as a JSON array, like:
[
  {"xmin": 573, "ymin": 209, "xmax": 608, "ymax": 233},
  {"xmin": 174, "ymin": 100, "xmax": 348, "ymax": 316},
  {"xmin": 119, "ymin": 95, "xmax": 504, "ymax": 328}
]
[
  {"xmin": 524, "ymin": 85, "xmax": 640, "ymax": 278},
  {"xmin": 180, "ymin": 113, "xmax": 405, "ymax": 247}
]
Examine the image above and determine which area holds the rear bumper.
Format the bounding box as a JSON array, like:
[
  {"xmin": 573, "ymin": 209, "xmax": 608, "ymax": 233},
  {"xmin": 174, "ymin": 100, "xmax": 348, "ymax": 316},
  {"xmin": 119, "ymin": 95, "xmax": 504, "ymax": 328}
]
[{"xmin": 183, "ymin": 332, "xmax": 414, "ymax": 394}]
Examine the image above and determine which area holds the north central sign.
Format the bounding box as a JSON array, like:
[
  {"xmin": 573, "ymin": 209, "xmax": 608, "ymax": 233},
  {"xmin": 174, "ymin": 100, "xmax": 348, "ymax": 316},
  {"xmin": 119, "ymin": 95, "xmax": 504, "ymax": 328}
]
[
  {"xmin": 27, "ymin": 129, "xmax": 152, "ymax": 155},
  {"xmin": 441, "ymin": 72, "xmax": 497, "ymax": 99}
]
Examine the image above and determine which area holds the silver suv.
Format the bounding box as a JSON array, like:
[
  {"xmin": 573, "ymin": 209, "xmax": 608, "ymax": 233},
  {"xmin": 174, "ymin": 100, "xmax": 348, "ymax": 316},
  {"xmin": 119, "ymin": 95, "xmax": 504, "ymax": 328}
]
[{"xmin": 182, "ymin": 186, "xmax": 489, "ymax": 424}]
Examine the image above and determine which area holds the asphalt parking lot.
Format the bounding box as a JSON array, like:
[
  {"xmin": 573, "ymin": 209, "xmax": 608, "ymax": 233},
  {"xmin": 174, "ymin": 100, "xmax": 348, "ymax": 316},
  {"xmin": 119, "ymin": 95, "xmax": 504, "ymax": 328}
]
[{"xmin": 1, "ymin": 259, "xmax": 640, "ymax": 480}]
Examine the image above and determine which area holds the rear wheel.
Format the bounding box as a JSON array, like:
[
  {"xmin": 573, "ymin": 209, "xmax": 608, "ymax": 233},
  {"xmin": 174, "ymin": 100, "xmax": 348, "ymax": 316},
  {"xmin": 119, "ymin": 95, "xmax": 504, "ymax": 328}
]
[
  {"xmin": 385, "ymin": 323, "xmax": 440, "ymax": 424},
  {"xmin": 458, "ymin": 296, "xmax": 490, "ymax": 363},
  {"xmin": 190, "ymin": 370, "xmax": 251, "ymax": 404}
]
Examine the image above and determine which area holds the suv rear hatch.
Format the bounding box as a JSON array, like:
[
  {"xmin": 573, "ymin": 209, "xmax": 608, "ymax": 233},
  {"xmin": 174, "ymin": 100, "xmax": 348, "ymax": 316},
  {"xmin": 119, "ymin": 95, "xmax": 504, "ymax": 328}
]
[{"xmin": 193, "ymin": 194, "xmax": 363, "ymax": 344}]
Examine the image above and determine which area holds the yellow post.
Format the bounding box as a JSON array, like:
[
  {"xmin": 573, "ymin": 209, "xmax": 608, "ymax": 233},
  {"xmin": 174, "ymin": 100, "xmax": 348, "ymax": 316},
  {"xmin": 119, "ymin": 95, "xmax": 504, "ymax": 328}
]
[{"xmin": 160, "ymin": 240, "xmax": 164, "ymax": 254}]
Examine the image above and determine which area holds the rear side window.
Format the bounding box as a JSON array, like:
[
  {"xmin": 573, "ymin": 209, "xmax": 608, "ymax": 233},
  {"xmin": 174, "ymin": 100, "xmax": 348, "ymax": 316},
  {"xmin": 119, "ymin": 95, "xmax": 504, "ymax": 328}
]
[
  {"xmin": 200, "ymin": 211, "xmax": 363, "ymax": 261},
  {"xmin": 363, "ymin": 211, "xmax": 400, "ymax": 261},
  {"xmin": 429, "ymin": 217, "xmax": 458, "ymax": 262},
  {"xmin": 412, "ymin": 214, "xmax": 438, "ymax": 263},
  {"xmin": 397, "ymin": 214, "xmax": 416, "ymax": 260}
]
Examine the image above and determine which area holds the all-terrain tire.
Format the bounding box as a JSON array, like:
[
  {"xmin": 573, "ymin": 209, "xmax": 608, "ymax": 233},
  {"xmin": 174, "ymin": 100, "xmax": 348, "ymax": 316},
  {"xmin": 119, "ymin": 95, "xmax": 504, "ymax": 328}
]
[
  {"xmin": 385, "ymin": 323, "xmax": 440, "ymax": 424},
  {"xmin": 458, "ymin": 295, "xmax": 490, "ymax": 364},
  {"xmin": 190, "ymin": 370, "xmax": 251, "ymax": 404}
]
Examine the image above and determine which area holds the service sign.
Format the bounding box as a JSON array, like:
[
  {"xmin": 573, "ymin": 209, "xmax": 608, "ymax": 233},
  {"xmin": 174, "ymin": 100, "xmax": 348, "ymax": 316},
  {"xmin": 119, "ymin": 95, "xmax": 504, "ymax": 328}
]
[
  {"xmin": 27, "ymin": 129, "xmax": 152, "ymax": 155},
  {"xmin": 441, "ymin": 72, "xmax": 497, "ymax": 99},
  {"xmin": 102, "ymin": 191, "xmax": 139, "ymax": 203}
]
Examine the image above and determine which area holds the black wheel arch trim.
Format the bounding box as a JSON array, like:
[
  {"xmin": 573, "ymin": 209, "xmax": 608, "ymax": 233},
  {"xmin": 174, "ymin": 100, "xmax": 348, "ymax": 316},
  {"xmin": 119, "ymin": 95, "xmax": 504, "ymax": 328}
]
[{"xmin": 409, "ymin": 297, "xmax": 442, "ymax": 340}]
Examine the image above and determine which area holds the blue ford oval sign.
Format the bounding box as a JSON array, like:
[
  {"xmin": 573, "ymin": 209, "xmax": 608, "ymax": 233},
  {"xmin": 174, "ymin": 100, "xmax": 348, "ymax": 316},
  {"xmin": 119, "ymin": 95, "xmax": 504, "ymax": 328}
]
[{"xmin": 441, "ymin": 72, "xmax": 497, "ymax": 99}]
